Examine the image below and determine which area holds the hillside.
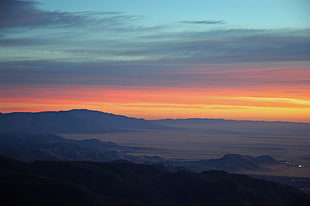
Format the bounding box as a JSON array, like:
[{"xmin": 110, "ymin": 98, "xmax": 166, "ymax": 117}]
[
  {"xmin": 0, "ymin": 133, "xmax": 163, "ymax": 163},
  {"xmin": 1, "ymin": 156, "xmax": 309, "ymax": 206},
  {"xmin": 168, "ymin": 154, "xmax": 280, "ymax": 172},
  {"xmin": 0, "ymin": 133, "xmax": 285, "ymax": 171}
]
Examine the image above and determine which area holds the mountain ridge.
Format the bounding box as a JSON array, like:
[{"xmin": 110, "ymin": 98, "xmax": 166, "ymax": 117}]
[
  {"xmin": 0, "ymin": 109, "xmax": 163, "ymax": 133},
  {"xmin": 1, "ymin": 155, "xmax": 309, "ymax": 206},
  {"xmin": 0, "ymin": 133, "xmax": 282, "ymax": 172},
  {"xmin": 2, "ymin": 109, "xmax": 310, "ymax": 124},
  {"xmin": 0, "ymin": 133, "xmax": 164, "ymax": 163}
]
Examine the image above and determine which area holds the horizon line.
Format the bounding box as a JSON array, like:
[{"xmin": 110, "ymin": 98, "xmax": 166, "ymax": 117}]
[{"xmin": 1, "ymin": 108, "xmax": 309, "ymax": 124}]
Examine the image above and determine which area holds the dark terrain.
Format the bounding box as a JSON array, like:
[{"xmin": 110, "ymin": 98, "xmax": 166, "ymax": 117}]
[
  {"xmin": 2, "ymin": 109, "xmax": 309, "ymax": 165},
  {"xmin": 1, "ymin": 132, "xmax": 309, "ymax": 194},
  {"xmin": 1, "ymin": 156, "xmax": 309, "ymax": 206},
  {"xmin": 1, "ymin": 109, "xmax": 310, "ymax": 205},
  {"xmin": 0, "ymin": 133, "xmax": 163, "ymax": 163},
  {"xmin": 0, "ymin": 133, "xmax": 281, "ymax": 172}
]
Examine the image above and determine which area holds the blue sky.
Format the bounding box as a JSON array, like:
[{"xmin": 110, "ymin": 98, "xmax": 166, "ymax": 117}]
[
  {"xmin": 1, "ymin": 0, "xmax": 309, "ymax": 63},
  {"xmin": 37, "ymin": 0, "xmax": 310, "ymax": 29}
]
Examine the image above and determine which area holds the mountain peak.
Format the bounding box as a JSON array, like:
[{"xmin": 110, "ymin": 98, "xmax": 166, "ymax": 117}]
[
  {"xmin": 67, "ymin": 109, "xmax": 104, "ymax": 113},
  {"xmin": 0, "ymin": 109, "xmax": 163, "ymax": 133}
]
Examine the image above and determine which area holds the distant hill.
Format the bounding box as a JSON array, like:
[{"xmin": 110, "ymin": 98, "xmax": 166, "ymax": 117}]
[
  {"xmin": 167, "ymin": 154, "xmax": 280, "ymax": 172},
  {"xmin": 0, "ymin": 133, "xmax": 282, "ymax": 172},
  {"xmin": 0, "ymin": 133, "xmax": 163, "ymax": 163},
  {"xmin": 1, "ymin": 109, "xmax": 309, "ymax": 135},
  {"xmin": 1, "ymin": 156, "xmax": 309, "ymax": 206},
  {"xmin": 0, "ymin": 109, "xmax": 163, "ymax": 133},
  {"xmin": 153, "ymin": 118, "xmax": 310, "ymax": 136},
  {"xmin": 155, "ymin": 118, "xmax": 309, "ymax": 124}
]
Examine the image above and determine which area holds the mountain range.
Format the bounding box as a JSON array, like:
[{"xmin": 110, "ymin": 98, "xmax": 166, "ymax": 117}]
[
  {"xmin": 170, "ymin": 153, "xmax": 280, "ymax": 172},
  {"xmin": 0, "ymin": 109, "xmax": 163, "ymax": 133},
  {"xmin": 1, "ymin": 109, "xmax": 310, "ymax": 205},
  {"xmin": 1, "ymin": 155, "xmax": 309, "ymax": 206},
  {"xmin": 1, "ymin": 109, "xmax": 310, "ymax": 135},
  {"xmin": 0, "ymin": 133, "xmax": 281, "ymax": 173},
  {"xmin": 0, "ymin": 133, "xmax": 163, "ymax": 163}
]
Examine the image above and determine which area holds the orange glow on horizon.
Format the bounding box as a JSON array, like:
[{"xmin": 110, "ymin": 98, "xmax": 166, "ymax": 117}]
[{"xmin": 1, "ymin": 84, "xmax": 310, "ymax": 123}]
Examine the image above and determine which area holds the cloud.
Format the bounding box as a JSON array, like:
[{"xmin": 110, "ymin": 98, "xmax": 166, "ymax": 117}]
[
  {"xmin": 142, "ymin": 28, "xmax": 310, "ymax": 64},
  {"xmin": 1, "ymin": 27, "xmax": 309, "ymax": 64},
  {"xmin": 0, "ymin": 60, "xmax": 308, "ymax": 91},
  {"xmin": 179, "ymin": 20, "xmax": 225, "ymax": 25},
  {"xmin": 0, "ymin": 1, "xmax": 309, "ymax": 65},
  {"xmin": 0, "ymin": 0, "xmax": 139, "ymax": 29},
  {"xmin": 0, "ymin": 37, "xmax": 50, "ymax": 47}
]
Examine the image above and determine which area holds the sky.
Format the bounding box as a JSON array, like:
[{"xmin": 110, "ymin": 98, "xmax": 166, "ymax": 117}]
[{"xmin": 0, "ymin": 0, "xmax": 310, "ymax": 122}]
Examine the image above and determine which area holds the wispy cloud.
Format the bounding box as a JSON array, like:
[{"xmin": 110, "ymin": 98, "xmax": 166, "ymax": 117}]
[
  {"xmin": 179, "ymin": 20, "xmax": 225, "ymax": 25},
  {"xmin": 0, "ymin": 0, "xmax": 139, "ymax": 29},
  {"xmin": 1, "ymin": 1, "xmax": 309, "ymax": 64},
  {"xmin": 145, "ymin": 29, "xmax": 310, "ymax": 63}
]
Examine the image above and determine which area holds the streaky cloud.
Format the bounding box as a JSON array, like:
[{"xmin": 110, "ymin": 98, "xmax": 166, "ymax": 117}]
[
  {"xmin": 179, "ymin": 20, "xmax": 225, "ymax": 25},
  {"xmin": 0, "ymin": 0, "xmax": 140, "ymax": 29}
]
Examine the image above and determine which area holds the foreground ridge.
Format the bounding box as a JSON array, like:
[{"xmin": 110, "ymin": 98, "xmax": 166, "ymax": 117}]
[{"xmin": 1, "ymin": 156, "xmax": 309, "ymax": 206}]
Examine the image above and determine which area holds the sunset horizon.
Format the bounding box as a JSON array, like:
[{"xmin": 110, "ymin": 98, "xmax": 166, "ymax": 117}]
[
  {"xmin": 1, "ymin": 107, "xmax": 310, "ymax": 123},
  {"xmin": 1, "ymin": 0, "xmax": 309, "ymax": 123},
  {"xmin": 1, "ymin": 1, "xmax": 310, "ymax": 204}
]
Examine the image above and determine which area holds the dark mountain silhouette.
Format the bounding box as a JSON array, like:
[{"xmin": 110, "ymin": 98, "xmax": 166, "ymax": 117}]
[
  {"xmin": 0, "ymin": 109, "xmax": 163, "ymax": 133},
  {"xmin": 153, "ymin": 118, "xmax": 310, "ymax": 136},
  {"xmin": 0, "ymin": 133, "xmax": 164, "ymax": 163},
  {"xmin": 0, "ymin": 133, "xmax": 124, "ymax": 152},
  {"xmin": 1, "ymin": 109, "xmax": 309, "ymax": 135},
  {"xmin": 1, "ymin": 156, "xmax": 309, "ymax": 206},
  {"xmin": 168, "ymin": 154, "xmax": 280, "ymax": 172},
  {"xmin": 250, "ymin": 175, "xmax": 310, "ymax": 195},
  {"xmin": 0, "ymin": 133, "xmax": 282, "ymax": 172}
]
